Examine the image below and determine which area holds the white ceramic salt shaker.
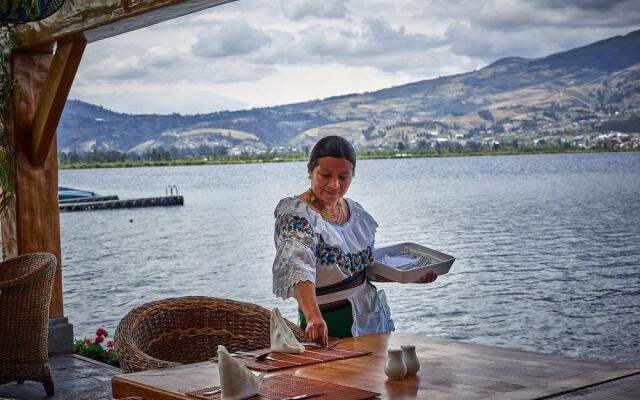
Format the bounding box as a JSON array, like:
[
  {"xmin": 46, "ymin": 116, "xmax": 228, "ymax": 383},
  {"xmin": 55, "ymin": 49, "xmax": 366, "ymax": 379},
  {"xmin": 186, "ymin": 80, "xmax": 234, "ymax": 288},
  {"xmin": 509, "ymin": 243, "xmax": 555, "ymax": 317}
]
[
  {"xmin": 384, "ymin": 348, "xmax": 407, "ymax": 380},
  {"xmin": 401, "ymin": 345, "xmax": 420, "ymax": 376}
]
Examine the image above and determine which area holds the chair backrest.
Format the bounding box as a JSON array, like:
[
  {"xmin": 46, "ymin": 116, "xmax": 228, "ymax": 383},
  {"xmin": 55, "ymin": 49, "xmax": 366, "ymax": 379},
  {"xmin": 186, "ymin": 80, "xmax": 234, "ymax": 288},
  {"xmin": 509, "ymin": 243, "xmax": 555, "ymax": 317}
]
[
  {"xmin": 0, "ymin": 253, "xmax": 57, "ymax": 368},
  {"xmin": 0, "ymin": 252, "xmax": 57, "ymax": 286},
  {"xmin": 115, "ymin": 296, "xmax": 304, "ymax": 372}
]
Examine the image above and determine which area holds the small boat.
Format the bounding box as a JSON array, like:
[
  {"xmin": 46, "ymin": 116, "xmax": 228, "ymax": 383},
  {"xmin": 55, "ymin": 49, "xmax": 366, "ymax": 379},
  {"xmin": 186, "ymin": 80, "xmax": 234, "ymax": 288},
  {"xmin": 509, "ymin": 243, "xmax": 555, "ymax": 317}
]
[{"xmin": 58, "ymin": 186, "xmax": 97, "ymax": 201}]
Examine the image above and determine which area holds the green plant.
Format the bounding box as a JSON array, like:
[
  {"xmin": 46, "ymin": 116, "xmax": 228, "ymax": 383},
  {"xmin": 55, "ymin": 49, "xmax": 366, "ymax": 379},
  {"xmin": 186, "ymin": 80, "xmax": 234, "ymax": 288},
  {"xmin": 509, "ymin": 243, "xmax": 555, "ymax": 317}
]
[
  {"xmin": 0, "ymin": 23, "xmax": 17, "ymax": 220},
  {"xmin": 74, "ymin": 327, "xmax": 120, "ymax": 367}
]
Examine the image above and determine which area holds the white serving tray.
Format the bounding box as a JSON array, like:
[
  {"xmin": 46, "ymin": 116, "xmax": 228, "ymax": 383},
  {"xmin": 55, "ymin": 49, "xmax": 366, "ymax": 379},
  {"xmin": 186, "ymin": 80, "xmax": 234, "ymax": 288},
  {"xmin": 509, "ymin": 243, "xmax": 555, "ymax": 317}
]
[{"xmin": 368, "ymin": 242, "xmax": 455, "ymax": 284}]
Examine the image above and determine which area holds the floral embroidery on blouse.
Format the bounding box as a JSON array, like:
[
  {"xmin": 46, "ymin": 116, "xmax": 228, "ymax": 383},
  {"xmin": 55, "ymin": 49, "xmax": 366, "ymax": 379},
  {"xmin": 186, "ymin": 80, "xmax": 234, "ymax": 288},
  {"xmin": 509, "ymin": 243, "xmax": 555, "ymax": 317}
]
[
  {"xmin": 275, "ymin": 213, "xmax": 315, "ymax": 238},
  {"xmin": 316, "ymin": 243, "xmax": 374, "ymax": 273}
]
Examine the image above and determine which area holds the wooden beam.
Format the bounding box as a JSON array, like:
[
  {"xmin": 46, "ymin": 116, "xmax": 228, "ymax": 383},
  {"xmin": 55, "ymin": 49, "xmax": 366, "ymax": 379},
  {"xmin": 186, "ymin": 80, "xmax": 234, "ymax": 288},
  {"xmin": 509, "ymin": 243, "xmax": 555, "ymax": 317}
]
[
  {"xmin": 15, "ymin": 0, "xmax": 236, "ymax": 50},
  {"xmin": 7, "ymin": 48, "xmax": 65, "ymax": 317},
  {"xmin": 30, "ymin": 38, "xmax": 86, "ymax": 167}
]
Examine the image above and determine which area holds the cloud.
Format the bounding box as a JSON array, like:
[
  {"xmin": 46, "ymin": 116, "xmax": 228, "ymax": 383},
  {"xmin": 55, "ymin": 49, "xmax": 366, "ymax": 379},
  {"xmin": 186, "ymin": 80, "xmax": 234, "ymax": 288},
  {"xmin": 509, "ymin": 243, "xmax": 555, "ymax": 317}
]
[
  {"xmin": 69, "ymin": 0, "xmax": 640, "ymax": 114},
  {"xmin": 443, "ymin": 22, "xmax": 622, "ymax": 62},
  {"xmin": 280, "ymin": 0, "xmax": 349, "ymax": 20},
  {"xmin": 534, "ymin": 0, "xmax": 637, "ymax": 12},
  {"xmin": 182, "ymin": 62, "xmax": 277, "ymax": 84},
  {"xmin": 145, "ymin": 47, "xmax": 179, "ymax": 68},
  {"xmin": 296, "ymin": 26, "xmax": 351, "ymax": 56},
  {"xmin": 354, "ymin": 18, "xmax": 446, "ymax": 55},
  {"xmin": 419, "ymin": 0, "xmax": 640, "ymax": 32},
  {"xmin": 70, "ymin": 82, "xmax": 249, "ymax": 114},
  {"xmin": 77, "ymin": 41, "xmax": 277, "ymax": 89},
  {"xmin": 82, "ymin": 55, "xmax": 147, "ymax": 80},
  {"xmin": 257, "ymin": 18, "xmax": 447, "ymax": 70},
  {"xmin": 419, "ymin": 0, "xmax": 640, "ymax": 62},
  {"xmin": 192, "ymin": 20, "xmax": 272, "ymax": 58}
]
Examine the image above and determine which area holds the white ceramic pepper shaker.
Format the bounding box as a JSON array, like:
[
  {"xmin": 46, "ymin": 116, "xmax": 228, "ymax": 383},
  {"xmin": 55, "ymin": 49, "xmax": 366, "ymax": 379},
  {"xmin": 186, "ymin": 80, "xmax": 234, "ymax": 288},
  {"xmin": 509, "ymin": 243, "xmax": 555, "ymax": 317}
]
[
  {"xmin": 401, "ymin": 345, "xmax": 420, "ymax": 376},
  {"xmin": 384, "ymin": 348, "xmax": 407, "ymax": 380}
]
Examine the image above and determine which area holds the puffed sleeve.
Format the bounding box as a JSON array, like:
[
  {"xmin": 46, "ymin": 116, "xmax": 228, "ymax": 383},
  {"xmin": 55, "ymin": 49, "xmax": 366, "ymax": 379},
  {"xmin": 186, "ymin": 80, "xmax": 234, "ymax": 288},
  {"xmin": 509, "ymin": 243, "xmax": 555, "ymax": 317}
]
[
  {"xmin": 349, "ymin": 199, "xmax": 378, "ymax": 249},
  {"xmin": 272, "ymin": 208, "xmax": 318, "ymax": 300}
]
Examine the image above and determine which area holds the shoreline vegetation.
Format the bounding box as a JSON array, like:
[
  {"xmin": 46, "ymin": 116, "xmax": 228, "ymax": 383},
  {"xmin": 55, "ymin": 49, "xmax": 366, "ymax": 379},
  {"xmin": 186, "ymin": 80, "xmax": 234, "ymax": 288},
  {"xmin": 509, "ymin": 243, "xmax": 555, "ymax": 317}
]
[{"xmin": 58, "ymin": 146, "xmax": 639, "ymax": 169}]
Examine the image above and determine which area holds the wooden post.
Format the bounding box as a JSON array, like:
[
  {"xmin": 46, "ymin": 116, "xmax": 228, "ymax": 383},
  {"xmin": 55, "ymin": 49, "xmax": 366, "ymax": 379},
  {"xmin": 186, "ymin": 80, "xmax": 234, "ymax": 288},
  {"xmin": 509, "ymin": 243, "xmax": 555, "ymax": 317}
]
[{"xmin": 2, "ymin": 38, "xmax": 85, "ymax": 319}]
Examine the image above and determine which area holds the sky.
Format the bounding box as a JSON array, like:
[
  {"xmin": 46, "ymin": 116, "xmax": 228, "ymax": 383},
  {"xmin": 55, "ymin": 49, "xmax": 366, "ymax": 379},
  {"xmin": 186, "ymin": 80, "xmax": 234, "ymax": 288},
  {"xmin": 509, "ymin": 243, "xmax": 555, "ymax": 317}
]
[{"xmin": 69, "ymin": 0, "xmax": 640, "ymax": 115}]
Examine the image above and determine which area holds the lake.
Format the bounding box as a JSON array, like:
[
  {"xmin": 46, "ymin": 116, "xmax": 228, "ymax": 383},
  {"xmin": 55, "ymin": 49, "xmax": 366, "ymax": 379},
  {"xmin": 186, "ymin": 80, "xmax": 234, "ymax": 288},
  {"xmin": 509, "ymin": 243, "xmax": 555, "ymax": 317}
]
[{"xmin": 59, "ymin": 152, "xmax": 640, "ymax": 364}]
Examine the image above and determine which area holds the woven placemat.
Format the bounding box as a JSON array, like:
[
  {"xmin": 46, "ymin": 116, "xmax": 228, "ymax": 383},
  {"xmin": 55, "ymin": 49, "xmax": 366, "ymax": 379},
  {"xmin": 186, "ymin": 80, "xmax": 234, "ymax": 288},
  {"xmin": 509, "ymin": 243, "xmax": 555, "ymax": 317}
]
[
  {"xmin": 186, "ymin": 374, "xmax": 380, "ymax": 400},
  {"xmin": 212, "ymin": 345, "xmax": 371, "ymax": 372}
]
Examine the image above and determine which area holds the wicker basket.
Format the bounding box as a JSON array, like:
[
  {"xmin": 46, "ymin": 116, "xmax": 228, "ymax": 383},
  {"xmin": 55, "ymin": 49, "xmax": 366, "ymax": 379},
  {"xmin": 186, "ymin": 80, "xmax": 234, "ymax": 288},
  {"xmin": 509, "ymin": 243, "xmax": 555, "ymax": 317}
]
[
  {"xmin": 0, "ymin": 252, "xmax": 57, "ymax": 395},
  {"xmin": 114, "ymin": 296, "xmax": 304, "ymax": 373}
]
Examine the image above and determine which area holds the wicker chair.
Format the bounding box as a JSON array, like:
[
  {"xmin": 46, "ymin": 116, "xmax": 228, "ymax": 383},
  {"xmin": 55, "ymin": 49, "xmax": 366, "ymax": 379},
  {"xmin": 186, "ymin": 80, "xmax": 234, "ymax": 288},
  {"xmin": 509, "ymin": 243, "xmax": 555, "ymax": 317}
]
[
  {"xmin": 0, "ymin": 252, "xmax": 57, "ymax": 395},
  {"xmin": 114, "ymin": 296, "xmax": 305, "ymax": 373}
]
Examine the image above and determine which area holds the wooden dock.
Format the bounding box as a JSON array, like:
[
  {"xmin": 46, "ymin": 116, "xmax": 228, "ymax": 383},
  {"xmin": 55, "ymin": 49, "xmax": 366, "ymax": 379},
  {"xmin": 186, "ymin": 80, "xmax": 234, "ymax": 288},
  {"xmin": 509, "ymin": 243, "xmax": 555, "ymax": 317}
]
[
  {"xmin": 59, "ymin": 195, "xmax": 119, "ymax": 204},
  {"xmin": 59, "ymin": 195, "xmax": 183, "ymax": 212}
]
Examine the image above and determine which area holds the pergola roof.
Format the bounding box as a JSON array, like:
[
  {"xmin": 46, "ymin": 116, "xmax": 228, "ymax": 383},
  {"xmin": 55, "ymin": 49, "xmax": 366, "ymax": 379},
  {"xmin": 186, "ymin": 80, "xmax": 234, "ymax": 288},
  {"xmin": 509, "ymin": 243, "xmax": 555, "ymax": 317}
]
[{"xmin": 15, "ymin": 0, "xmax": 235, "ymax": 49}]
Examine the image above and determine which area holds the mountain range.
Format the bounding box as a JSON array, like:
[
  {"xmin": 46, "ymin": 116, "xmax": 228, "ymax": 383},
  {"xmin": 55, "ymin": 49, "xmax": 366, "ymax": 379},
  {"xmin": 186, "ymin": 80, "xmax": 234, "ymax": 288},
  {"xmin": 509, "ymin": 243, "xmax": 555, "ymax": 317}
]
[{"xmin": 58, "ymin": 29, "xmax": 640, "ymax": 154}]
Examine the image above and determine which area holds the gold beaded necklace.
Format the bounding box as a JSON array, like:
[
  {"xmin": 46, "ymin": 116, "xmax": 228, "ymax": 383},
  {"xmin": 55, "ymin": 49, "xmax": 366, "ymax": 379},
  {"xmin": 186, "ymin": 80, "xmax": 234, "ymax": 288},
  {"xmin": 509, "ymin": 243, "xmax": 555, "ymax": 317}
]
[{"xmin": 306, "ymin": 189, "xmax": 348, "ymax": 224}]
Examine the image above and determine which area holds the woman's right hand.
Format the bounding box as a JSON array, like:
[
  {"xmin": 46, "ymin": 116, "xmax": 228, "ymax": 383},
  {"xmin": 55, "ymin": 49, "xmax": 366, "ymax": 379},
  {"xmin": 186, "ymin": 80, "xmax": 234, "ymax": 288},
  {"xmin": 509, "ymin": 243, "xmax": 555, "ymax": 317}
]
[
  {"xmin": 294, "ymin": 280, "xmax": 329, "ymax": 347},
  {"xmin": 304, "ymin": 316, "xmax": 329, "ymax": 347}
]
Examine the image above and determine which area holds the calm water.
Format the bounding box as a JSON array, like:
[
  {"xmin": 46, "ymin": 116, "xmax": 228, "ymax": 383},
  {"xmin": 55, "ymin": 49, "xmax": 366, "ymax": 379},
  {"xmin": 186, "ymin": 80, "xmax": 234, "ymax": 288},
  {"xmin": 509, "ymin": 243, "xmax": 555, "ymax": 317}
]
[{"xmin": 59, "ymin": 152, "xmax": 640, "ymax": 364}]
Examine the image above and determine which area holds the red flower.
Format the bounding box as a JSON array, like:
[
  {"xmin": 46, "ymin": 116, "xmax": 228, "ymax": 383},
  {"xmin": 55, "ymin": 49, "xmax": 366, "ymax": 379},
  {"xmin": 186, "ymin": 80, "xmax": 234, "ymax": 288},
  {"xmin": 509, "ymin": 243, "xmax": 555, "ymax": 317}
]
[
  {"xmin": 96, "ymin": 328, "xmax": 108, "ymax": 337},
  {"xmin": 95, "ymin": 335, "xmax": 105, "ymax": 344},
  {"xmin": 106, "ymin": 340, "xmax": 114, "ymax": 348},
  {"xmin": 84, "ymin": 338, "xmax": 92, "ymax": 345}
]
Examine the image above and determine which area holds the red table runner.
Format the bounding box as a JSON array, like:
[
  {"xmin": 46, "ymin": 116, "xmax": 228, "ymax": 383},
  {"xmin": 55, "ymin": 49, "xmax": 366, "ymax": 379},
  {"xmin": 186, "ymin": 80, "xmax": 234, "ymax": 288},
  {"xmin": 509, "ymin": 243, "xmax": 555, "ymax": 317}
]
[
  {"xmin": 186, "ymin": 374, "xmax": 380, "ymax": 400},
  {"xmin": 214, "ymin": 345, "xmax": 371, "ymax": 372}
]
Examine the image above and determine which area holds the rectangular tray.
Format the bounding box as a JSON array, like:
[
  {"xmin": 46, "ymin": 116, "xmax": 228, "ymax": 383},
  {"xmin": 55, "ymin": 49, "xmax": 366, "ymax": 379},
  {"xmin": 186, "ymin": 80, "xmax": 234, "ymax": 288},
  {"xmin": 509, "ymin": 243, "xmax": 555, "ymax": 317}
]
[{"xmin": 368, "ymin": 242, "xmax": 455, "ymax": 283}]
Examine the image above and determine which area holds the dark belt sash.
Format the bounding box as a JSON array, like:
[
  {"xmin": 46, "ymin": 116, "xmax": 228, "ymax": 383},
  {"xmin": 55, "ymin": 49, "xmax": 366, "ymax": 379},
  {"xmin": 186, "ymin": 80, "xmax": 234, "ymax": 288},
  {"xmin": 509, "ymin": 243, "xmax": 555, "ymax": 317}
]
[{"xmin": 315, "ymin": 269, "xmax": 367, "ymax": 307}]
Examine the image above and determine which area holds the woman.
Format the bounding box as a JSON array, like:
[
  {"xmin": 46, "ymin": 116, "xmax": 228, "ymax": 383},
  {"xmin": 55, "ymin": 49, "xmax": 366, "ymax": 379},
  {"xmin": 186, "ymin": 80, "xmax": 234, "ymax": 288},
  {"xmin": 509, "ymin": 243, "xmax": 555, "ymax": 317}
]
[{"xmin": 272, "ymin": 136, "xmax": 437, "ymax": 346}]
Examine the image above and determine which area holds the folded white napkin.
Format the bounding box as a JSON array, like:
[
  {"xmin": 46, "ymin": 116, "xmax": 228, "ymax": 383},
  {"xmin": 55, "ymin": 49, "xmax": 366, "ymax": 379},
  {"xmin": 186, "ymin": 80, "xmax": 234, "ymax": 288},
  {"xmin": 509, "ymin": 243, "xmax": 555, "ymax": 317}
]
[
  {"xmin": 270, "ymin": 307, "xmax": 304, "ymax": 354},
  {"xmin": 217, "ymin": 345, "xmax": 263, "ymax": 400},
  {"xmin": 383, "ymin": 254, "xmax": 418, "ymax": 270}
]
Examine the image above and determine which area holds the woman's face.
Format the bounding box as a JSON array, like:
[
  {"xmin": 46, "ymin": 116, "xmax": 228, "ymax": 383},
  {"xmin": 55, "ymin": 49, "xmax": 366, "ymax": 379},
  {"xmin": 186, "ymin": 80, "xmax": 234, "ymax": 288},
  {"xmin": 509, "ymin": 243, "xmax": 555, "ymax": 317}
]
[{"xmin": 309, "ymin": 157, "xmax": 354, "ymax": 206}]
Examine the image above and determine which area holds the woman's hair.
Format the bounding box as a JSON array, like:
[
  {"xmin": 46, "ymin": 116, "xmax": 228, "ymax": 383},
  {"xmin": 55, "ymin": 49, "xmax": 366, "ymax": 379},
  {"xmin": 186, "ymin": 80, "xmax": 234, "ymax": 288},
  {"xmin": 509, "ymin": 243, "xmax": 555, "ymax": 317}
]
[{"xmin": 307, "ymin": 135, "xmax": 356, "ymax": 174}]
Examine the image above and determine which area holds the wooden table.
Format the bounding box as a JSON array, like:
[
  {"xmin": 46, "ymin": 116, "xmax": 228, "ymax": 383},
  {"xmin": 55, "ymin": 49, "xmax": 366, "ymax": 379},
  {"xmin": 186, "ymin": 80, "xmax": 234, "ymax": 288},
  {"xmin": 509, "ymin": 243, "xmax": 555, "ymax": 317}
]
[{"xmin": 112, "ymin": 333, "xmax": 640, "ymax": 400}]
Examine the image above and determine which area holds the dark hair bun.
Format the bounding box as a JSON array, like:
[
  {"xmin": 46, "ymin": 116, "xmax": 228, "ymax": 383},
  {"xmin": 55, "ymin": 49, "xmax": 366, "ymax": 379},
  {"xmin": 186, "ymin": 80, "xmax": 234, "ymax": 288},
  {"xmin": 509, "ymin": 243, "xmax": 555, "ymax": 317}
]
[{"xmin": 307, "ymin": 136, "xmax": 356, "ymax": 173}]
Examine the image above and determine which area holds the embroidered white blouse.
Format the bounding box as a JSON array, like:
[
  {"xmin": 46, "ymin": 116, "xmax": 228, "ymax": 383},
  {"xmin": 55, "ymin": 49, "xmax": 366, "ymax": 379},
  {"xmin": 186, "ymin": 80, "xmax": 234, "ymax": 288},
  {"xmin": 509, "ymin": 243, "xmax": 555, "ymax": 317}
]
[
  {"xmin": 272, "ymin": 196, "xmax": 395, "ymax": 336},
  {"xmin": 272, "ymin": 196, "xmax": 378, "ymax": 299}
]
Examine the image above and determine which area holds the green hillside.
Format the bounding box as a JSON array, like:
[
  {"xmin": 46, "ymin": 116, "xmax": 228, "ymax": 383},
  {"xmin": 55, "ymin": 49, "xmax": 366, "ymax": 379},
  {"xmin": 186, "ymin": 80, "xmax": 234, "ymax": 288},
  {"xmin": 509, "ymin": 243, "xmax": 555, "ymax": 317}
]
[{"xmin": 58, "ymin": 29, "xmax": 640, "ymax": 154}]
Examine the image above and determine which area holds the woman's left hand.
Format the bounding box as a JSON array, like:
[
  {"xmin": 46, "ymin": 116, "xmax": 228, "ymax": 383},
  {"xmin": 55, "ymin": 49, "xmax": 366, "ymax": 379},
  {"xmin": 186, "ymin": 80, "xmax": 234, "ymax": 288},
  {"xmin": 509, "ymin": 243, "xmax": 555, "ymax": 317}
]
[{"xmin": 417, "ymin": 270, "xmax": 438, "ymax": 283}]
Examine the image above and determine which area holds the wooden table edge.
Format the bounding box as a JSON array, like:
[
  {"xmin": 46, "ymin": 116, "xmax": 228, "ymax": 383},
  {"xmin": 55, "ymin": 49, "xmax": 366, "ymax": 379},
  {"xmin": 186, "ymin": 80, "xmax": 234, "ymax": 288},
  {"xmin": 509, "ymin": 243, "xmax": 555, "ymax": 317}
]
[{"xmin": 112, "ymin": 374, "xmax": 186, "ymax": 400}]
